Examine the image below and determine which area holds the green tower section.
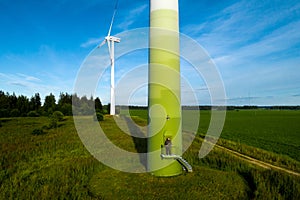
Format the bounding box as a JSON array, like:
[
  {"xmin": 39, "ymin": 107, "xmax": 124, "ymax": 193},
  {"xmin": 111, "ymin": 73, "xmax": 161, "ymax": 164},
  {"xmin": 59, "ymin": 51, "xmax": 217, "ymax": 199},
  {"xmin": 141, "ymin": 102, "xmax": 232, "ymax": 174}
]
[{"xmin": 148, "ymin": 8, "xmax": 182, "ymax": 177}]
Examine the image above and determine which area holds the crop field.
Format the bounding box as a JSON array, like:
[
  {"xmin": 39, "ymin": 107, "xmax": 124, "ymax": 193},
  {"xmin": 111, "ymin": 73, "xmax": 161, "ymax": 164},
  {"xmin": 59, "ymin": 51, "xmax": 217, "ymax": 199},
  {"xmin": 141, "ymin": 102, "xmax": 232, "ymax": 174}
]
[
  {"xmin": 128, "ymin": 109, "xmax": 300, "ymax": 162},
  {"xmin": 220, "ymin": 110, "xmax": 300, "ymax": 161},
  {"xmin": 0, "ymin": 112, "xmax": 300, "ymax": 199}
]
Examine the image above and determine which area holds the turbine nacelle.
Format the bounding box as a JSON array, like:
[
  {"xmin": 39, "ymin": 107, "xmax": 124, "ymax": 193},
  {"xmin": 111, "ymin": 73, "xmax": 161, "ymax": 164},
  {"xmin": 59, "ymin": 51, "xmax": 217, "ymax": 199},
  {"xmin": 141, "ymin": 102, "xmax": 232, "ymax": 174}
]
[{"xmin": 105, "ymin": 36, "xmax": 121, "ymax": 43}]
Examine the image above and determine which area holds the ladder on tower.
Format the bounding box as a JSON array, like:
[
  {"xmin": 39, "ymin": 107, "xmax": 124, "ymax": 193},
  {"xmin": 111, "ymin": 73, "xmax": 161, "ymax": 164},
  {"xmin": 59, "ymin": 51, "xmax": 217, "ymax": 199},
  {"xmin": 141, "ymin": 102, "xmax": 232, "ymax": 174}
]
[{"xmin": 160, "ymin": 154, "xmax": 193, "ymax": 173}]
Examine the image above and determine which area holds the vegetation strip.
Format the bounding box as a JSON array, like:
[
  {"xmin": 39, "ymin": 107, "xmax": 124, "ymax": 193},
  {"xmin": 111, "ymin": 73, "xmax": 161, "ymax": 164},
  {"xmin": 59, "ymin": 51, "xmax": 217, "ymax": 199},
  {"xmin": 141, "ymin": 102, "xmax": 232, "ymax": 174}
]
[{"xmin": 214, "ymin": 143, "xmax": 300, "ymax": 177}]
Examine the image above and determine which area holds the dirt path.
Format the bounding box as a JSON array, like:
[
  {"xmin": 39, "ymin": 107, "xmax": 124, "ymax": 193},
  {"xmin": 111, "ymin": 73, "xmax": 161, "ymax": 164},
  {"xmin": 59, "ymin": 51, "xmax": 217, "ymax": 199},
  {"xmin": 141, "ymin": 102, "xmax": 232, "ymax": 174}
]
[{"xmin": 214, "ymin": 143, "xmax": 300, "ymax": 177}]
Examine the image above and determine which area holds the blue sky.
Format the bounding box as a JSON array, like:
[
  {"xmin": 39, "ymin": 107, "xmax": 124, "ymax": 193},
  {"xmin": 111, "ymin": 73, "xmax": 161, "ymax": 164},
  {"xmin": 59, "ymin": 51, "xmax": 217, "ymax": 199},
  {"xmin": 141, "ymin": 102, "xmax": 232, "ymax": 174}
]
[{"xmin": 0, "ymin": 0, "xmax": 300, "ymax": 106}]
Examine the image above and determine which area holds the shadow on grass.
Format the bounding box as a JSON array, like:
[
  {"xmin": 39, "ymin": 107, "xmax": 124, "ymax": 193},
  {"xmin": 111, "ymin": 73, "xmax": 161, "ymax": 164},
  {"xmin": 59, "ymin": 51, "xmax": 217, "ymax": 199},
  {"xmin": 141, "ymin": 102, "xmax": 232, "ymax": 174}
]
[
  {"xmin": 238, "ymin": 170, "xmax": 257, "ymax": 199},
  {"xmin": 124, "ymin": 117, "xmax": 147, "ymax": 169}
]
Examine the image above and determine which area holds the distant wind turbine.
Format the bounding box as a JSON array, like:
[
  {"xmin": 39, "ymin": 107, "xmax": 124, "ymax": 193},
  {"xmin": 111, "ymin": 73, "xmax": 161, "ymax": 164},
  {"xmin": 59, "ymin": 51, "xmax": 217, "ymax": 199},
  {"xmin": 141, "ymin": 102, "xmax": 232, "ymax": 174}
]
[{"xmin": 98, "ymin": 0, "xmax": 120, "ymax": 115}]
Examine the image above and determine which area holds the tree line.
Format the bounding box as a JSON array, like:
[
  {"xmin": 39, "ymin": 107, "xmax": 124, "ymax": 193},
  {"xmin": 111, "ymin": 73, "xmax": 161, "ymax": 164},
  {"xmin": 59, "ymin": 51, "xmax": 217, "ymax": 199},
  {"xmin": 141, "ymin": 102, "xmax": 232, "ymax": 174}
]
[{"xmin": 0, "ymin": 91, "xmax": 105, "ymax": 118}]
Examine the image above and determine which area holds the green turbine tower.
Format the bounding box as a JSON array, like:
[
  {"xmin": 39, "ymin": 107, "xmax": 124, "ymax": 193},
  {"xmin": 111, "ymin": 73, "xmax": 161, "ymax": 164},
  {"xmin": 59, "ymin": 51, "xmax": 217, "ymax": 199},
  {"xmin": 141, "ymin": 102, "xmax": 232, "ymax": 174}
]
[{"xmin": 148, "ymin": 0, "xmax": 192, "ymax": 177}]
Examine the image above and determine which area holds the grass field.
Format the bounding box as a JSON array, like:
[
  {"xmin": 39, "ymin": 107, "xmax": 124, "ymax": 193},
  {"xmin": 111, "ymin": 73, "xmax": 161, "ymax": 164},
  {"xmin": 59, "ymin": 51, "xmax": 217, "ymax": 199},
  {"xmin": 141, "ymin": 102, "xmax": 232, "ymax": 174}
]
[
  {"xmin": 0, "ymin": 113, "xmax": 300, "ymax": 199},
  {"xmin": 128, "ymin": 109, "xmax": 300, "ymax": 162},
  {"xmin": 220, "ymin": 110, "xmax": 300, "ymax": 161}
]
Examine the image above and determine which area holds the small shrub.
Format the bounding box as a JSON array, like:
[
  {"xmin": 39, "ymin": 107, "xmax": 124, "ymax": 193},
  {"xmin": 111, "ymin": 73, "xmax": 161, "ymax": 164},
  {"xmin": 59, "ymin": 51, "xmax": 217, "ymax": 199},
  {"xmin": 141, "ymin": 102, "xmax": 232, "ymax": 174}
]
[
  {"xmin": 95, "ymin": 109, "xmax": 103, "ymax": 113},
  {"xmin": 42, "ymin": 124, "xmax": 50, "ymax": 130},
  {"xmin": 46, "ymin": 111, "xmax": 64, "ymax": 129},
  {"xmin": 40, "ymin": 110, "xmax": 48, "ymax": 116},
  {"xmin": 20, "ymin": 113, "xmax": 27, "ymax": 117},
  {"xmin": 10, "ymin": 109, "xmax": 20, "ymax": 117},
  {"xmin": 47, "ymin": 108, "xmax": 53, "ymax": 115},
  {"xmin": 52, "ymin": 111, "xmax": 64, "ymax": 121},
  {"xmin": 48, "ymin": 117, "xmax": 58, "ymax": 128},
  {"xmin": 94, "ymin": 112, "xmax": 104, "ymax": 121},
  {"xmin": 27, "ymin": 110, "xmax": 40, "ymax": 117},
  {"xmin": 31, "ymin": 128, "xmax": 46, "ymax": 135}
]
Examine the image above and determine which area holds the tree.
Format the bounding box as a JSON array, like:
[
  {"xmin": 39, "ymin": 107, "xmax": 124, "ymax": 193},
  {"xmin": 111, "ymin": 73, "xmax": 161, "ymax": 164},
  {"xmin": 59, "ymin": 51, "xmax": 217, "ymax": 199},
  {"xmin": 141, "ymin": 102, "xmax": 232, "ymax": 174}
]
[
  {"xmin": 72, "ymin": 93, "xmax": 81, "ymax": 115},
  {"xmin": 57, "ymin": 92, "xmax": 72, "ymax": 115},
  {"xmin": 79, "ymin": 95, "xmax": 94, "ymax": 115},
  {"xmin": 17, "ymin": 95, "xmax": 30, "ymax": 116},
  {"xmin": 43, "ymin": 93, "xmax": 56, "ymax": 114},
  {"xmin": 58, "ymin": 92, "xmax": 72, "ymax": 106},
  {"xmin": 8, "ymin": 93, "xmax": 18, "ymax": 111},
  {"xmin": 0, "ymin": 91, "xmax": 9, "ymax": 110},
  {"xmin": 59, "ymin": 103, "xmax": 72, "ymax": 116},
  {"xmin": 29, "ymin": 93, "xmax": 41, "ymax": 111},
  {"xmin": 106, "ymin": 103, "xmax": 111, "ymax": 114},
  {"xmin": 95, "ymin": 97, "xmax": 103, "ymax": 113}
]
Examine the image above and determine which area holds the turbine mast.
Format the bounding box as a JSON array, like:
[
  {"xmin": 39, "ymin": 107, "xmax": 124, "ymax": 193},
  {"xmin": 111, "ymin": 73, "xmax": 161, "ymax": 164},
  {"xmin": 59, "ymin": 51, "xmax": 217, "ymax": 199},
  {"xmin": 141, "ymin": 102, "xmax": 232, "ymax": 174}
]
[
  {"xmin": 105, "ymin": 35, "xmax": 121, "ymax": 115},
  {"xmin": 107, "ymin": 36, "xmax": 120, "ymax": 115},
  {"xmin": 148, "ymin": 0, "xmax": 183, "ymax": 176},
  {"xmin": 111, "ymin": 40, "xmax": 115, "ymax": 115}
]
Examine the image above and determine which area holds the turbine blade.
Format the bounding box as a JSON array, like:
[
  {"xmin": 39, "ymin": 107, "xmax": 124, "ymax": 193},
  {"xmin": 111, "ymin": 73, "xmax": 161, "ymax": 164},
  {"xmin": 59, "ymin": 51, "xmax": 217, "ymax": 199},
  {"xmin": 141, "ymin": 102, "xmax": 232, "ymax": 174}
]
[
  {"xmin": 97, "ymin": 39, "xmax": 106, "ymax": 48},
  {"xmin": 107, "ymin": 0, "xmax": 119, "ymax": 37},
  {"xmin": 107, "ymin": 10, "xmax": 116, "ymax": 37}
]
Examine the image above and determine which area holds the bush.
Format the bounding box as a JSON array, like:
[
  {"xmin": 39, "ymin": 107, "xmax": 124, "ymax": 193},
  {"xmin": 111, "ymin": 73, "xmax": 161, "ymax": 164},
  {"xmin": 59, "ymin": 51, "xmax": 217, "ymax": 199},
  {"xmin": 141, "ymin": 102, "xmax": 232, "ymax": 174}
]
[
  {"xmin": 49, "ymin": 118, "xmax": 58, "ymax": 128},
  {"xmin": 0, "ymin": 109, "xmax": 9, "ymax": 118},
  {"xmin": 60, "ymin": 103, "xmax": 72, "ymax": 116},
  {"xmin": 46, "ymin": 111, "xmax": 64, "ymax": 129},
  {"xmin": 10, "ymin": 109, "xmax": 20, "ymax": 117},
  {"xmin": 40, "ymin": 110, "xmax": 48, "ymax": 116},
  {"xmin": 95, "ymin": 109, "xmax": 102, "ymax": 113},
  {"xmin": 31, "ymin": 128, "xmax": 45, "ymax": 135},
  {"xmin": 52, "ymin": 111, "xmax": 64, "ymax": 121},
  {"xmin": 94, "ymin": 112, "xmax": 104, "ymax": 121},
  {"xmin": 27, "ymin": 110, "xmax": 39, "ymax": 117}
]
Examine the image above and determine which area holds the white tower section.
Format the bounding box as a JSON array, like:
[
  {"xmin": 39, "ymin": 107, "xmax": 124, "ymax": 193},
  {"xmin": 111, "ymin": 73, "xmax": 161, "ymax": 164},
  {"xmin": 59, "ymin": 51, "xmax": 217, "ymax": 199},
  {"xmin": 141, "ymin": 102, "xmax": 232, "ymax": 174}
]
[{"xmin": 106, "ymin": 36, "xmax": 120, "ymax": 115}]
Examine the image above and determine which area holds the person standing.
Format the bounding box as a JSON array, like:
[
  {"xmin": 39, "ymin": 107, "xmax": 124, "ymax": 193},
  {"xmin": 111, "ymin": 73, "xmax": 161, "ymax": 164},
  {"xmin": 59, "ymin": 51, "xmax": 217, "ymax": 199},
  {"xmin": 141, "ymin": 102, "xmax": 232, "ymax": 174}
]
[{"xmin": 164, "ymin": 138, "xmax": 172, "ymax": 155}]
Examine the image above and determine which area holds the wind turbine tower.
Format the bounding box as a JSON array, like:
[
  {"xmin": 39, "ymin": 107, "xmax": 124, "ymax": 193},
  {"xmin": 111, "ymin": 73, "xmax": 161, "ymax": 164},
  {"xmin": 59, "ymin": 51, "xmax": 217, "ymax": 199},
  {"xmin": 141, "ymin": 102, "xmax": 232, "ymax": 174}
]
[
  {"xmin": 148, "ymin": 0, "xmax": 192, "ymax": 176},
  {"xmin": 107, "ymin": 35, "xmax": 120, "ymax": 115},
  {"xmin": 99, "ymin": 1, "xmax": 120, "ymax": 115}
]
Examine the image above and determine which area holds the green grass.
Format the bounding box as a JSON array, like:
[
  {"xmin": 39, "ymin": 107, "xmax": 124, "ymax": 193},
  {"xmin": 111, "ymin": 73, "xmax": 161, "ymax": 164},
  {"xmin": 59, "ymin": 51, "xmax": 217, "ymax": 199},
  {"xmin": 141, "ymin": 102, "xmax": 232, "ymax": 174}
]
[
  {"xmin": 0, "ymin": 117, "xmax": 104, "ymax": 199},
  {"xmin": 216, "ymin": 137, "xmax": 300, "ymax": 173},
  {"xmin": 0, "ymin": 115, "xmax": 299, "ymax": 199},
  {"xmin": 128, "ymin": 109, "xmax": 300, "ymax": 162},
  {"xmin": 89, "ymin": 167, "xmax": 249, "ymax": 199},
  {"xmin": 220, "ymin": 110, "xmax": 300, "ymax": 161}
]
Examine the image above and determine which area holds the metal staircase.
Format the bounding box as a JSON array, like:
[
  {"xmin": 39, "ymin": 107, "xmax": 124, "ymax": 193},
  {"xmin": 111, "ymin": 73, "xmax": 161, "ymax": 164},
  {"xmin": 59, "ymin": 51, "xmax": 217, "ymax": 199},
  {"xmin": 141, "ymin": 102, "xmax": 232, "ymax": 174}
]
[{"xmin": 160, "ymin": 154, "xmax": 193, "ymax": 173}]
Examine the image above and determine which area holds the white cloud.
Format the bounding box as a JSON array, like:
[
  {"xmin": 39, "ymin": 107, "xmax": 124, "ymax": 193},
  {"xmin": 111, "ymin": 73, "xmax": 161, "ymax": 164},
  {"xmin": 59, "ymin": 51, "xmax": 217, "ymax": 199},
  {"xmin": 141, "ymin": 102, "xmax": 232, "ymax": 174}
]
[
  {"xmin": 117, "ymin": 4, "xmax": 148, "ymax": 30},
  {"xmin": 229, "ymin": 21, "xmax": 300, "ymax": 61},
  {"xmin": 16, "ymin": 73, "xmax": 41, "ymax": 82},
  {"xmin": 180, "ymin": 0, "xmax": 300, "ymax": 106},
  {"xmin": 0, "ymin": 71, "xmax": 74, "ymax": 102},
  {"xmin": 80, "ymin": 38, "xmax": 103, "ymax": 48},
  {"xmin": 184, "ymin": 0, "xmax": 300, "ymax": 58}
]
